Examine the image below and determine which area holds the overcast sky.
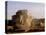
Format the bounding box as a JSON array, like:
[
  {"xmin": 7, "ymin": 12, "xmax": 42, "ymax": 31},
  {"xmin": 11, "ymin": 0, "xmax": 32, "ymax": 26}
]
[{"xmin": 7, "ymin": 1, "xmax": 45, "ymax": 20}]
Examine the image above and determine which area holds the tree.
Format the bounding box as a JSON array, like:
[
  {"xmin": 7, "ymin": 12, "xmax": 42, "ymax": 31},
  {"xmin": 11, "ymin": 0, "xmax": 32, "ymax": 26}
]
[{"xmin": 15, "ymin": 9, "xmax": 33, "ymax": 32}]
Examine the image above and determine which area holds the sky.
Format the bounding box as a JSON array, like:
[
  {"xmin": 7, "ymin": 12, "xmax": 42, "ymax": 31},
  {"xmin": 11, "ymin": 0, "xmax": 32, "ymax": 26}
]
[{"xmin": 7, "ymin": 1, "xmax": 45, "ymax": 20}]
